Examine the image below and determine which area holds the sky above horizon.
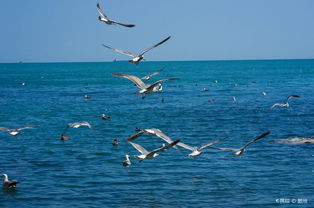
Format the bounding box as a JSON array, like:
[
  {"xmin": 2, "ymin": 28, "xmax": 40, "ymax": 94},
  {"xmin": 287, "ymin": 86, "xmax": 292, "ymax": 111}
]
[{"xmin": 0, "ymin": 0, "xmax": 313, "ymax": 63}]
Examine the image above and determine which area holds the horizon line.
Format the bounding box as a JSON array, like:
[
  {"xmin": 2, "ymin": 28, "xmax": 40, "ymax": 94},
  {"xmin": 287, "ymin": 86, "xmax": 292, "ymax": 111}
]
[{"xmin": 0, "ymin": 57, "xmax": 313, "ymax": 64}]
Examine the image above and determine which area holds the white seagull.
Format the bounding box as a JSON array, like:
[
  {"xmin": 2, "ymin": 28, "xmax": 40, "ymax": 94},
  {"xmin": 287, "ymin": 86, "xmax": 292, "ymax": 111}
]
[
  {"xmin": 128, "ymin": 140, "xmax": 180, "ymax": 161},
  {"xmin": 102, "ymin": 36, "xmax": 171, "ymax": 64},
  {"xmin": 270, "ymin": 95, "xmax": 300, "ymax": 109},
  {"xmin": 141, "ymin": 68, "xmax": 164, "ymax": 80},
  {"xmin": 208, "ymin": 131, "xmax": 270, "ymax": 156},
  {"xmin": 61, "ymin": 121, "xmax": 93, "ymax": 140},
  {"xmin": 128, "ymin": 128, "xmax": 224, "ymax": 157},
  {"xmin": 96, "ymin": 3, "xmax": 135, "ymax": 28},
  {"xmin": 0, "ymin": 126, "xmax": 38, "ymax": 136},
  {"xmin": 111, "ymin": 73, "xmax": 179, "ymax": 95},
  {"xmin": 2, "ymin": 174, "xmax": 19, "ymax": 189},
  {"xmin": 123, "ymin": 155, "xmax": 131, "ymax": 167}
]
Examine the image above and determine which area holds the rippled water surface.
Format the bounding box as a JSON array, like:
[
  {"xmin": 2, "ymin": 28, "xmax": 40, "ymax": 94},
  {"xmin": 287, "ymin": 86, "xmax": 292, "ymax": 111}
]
[{"xmin": 0, "ymin": 60, "xmax": 313, "ymax": 207}]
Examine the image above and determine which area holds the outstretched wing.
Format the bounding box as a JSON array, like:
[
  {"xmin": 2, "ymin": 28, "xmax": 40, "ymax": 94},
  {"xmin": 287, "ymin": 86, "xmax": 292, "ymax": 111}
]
[
  {"xmin": 96, "ymin": 3, "xmax": 108, "ymax": 19},
  {"xmin": 207, "ymin": 146, "xmax": 238, "ymax": 152},
  {"xmin": 17, "ymin": 126, "xmax": 38, "ymax": 131},
  {"xmin": 198, "ymin": 137, "xmax": 227, "ymax": 150},
  {"xmin": 127, "ymin": 130, "xmax": 145, "ymax": 141},
  {"xmin": 128, "ymin": 141, "xmax": 149, "ymax": 155},
  {"xmin": 241, "ymin": 131, "xmax": 270, "ymax": 149},
  {"xmin": 141, "ymin": 68, "xmax": 164, "ymax": 80},
  {"xmin": 176, "ymin": 141, "xmax": 195, "ymax": 151},
  {"xmin": 144, "ymin": 128, "xmax": 180, "ymax": 151},
  {"xmin": 112, "ymin": 21, "xmax": 135, "ymax": 28},
  {"xmin": 270, "ymin": 103, "xmax": 284, "ymax": 109},
  {"xmin": 111, "ymin": 73, "xmax": 147, "ymax": 89},
  {"xmin": 0, "ymin": 127, "xmax": 10, "ymax": 131},
  {"xmin": 286, "ymin": 95, "xmax": 300, "ymax": 102},
  {"xmin": 150, "ymin": 140, "xmax": 180, "ymax": 156},
  {"xmin": 102, "ymin": 45, "xmax": 137, "ymax": 58},
  {"xmin": 139, "ymin": 36, "xmax": 171, "ymax": 56}
]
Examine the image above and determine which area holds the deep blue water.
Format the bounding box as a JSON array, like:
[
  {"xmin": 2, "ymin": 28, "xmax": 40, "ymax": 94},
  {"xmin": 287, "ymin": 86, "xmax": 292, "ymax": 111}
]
[{"xmin": 0, "ymin": 60, "xmax": 313, "ymax": 207}]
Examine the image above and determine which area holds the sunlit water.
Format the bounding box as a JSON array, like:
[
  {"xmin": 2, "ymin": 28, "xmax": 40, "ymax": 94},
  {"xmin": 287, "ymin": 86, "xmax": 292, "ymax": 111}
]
[{"xmin": 0, "ymin": 60, "xmax": 313, "ymax": 207}]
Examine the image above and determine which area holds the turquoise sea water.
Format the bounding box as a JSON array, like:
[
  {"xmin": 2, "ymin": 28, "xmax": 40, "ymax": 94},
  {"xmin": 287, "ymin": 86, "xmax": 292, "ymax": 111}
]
[{"xmin": 0, "ymin": 60, "xmax": 313, "ymax": 207}]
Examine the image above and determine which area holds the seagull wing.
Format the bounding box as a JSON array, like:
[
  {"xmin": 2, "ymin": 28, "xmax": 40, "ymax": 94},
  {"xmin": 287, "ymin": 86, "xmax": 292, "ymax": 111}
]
[
  {"xmin": 139, "ymin": 36, "xmax": 171, "ymax": 56},
  {"xmin": 144, "ymin": 128, "xmax": 174, "ymax": 143},
  {"xmin": 270, "ymin": 103, "xmax": 284, "ymax": 109},
  {"xmin": 141, "ymin": 68, "xmax": 164, "ymax": 80},
  {"xmin": 198, "ymin": 137, "xmax": 227, "ymax": 150},
  {"xmin": 96, "ymin": 3, "xmax": 108, "ymax": 19},
  {"xmin": 150, "ymin": 140, "xmax": 180, "ymax": 155},
  {"xmin": 111, "ymin": 73, "xmax": 147, "ymax": 89},
  {"xmin": 128, "ymin": 141, "xmax": 149, "ymax": 155},
  {"xmin": 207, "ymin": 146, "xmax": 238, "ymax": 152},
  {"xmin": 286, "ymin": 95, "xmax": 300, "ymax": 102},
  {"xmin": 102, "ymin": 45, "xmax": 137, "ymax": 58},
  {"xmin": 0, "ymin": 127, "xmax": 10, "ymax": 131},
  {"xmin": 127, "ymin": 130, "xmax": 145, "ymax": 141},
  {"xmin": 147, "ymin": 78, "xmax": 179, "ymax": 90},
  {"xmin": 176, "ymin": 141, "xmax": 195, "ymax": 151},
  {"xmin": 241, "ymin": 131, "xmax": 270, "ymax": 149},
  {"xmin": 16, "ymin": 126, "xmax": 38, "ymax": 131},
  {"xmin": 80, "ymin": 121, "xmax": 93, "ymax": 129},
  {"xmin": 111, "ymin": 20, "xmax": 135, "ymax": 28}
]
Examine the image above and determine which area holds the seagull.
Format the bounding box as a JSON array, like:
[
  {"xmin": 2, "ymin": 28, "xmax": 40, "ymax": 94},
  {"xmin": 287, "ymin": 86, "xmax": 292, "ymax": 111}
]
[
  {"xmin": 262, "ymin": 92, "xmax": 267, "ymax": 96},
  {"xmin": 0, "ymin": 126, "xmax": 38, "ymax": 136},
  {"xmin": 123, "ymin": 155, "xmax": 131, "ymax": 167},
  {"xmin": 112, "ymin": 138, "xmax": 119, "ymax": 146},
  {"xmin": 84, "ymin": 95, "xmax": 91, "ymax": 99},
  {"xmin": 2, "ymin": 174, "xmax": 19, "ymax": 189},
  {"xmin": 232, "ymin": 96, "xmax": 237, "ymax": 102},
  {"xmin": 111, "ymin": 73, "xmax": 179, "ymax": 95},
  {"xmin": 101, "ymin": 114, "xmax": 110, "ymax": 120},
  {"xmin": 208, "ymin": 131, "xmax": 270, "ymax": 156},
  {"xmin": 61, "ymin": 121, "xmax": 93, "ymax": 140},
  {"xmin": 128, "ymin": 140, "xmax": 180, "ymax": 161},
  {"xmin": 102, "ymin": 36, "xmax": 171, "ymax": 64},
  {"xmin": 129, "ymin": 128, "xmax": 224, "ymax": 157},
  {"xmin": 96, "ymin": 3, "xmax": 135, "ymax": 28},
  {"xmin": 141, "ymin": 68, "xmax": 164, "ymax": 80},
  {"xmin": 270, "ymin": 95, "xmax": 300, "ymax": 109}
]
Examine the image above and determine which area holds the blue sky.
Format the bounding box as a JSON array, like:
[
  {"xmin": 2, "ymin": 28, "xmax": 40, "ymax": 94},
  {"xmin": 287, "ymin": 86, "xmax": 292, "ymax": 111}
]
[{"xmin": 0, "ymin": 0, "xmax": 313, "ymax": 63}]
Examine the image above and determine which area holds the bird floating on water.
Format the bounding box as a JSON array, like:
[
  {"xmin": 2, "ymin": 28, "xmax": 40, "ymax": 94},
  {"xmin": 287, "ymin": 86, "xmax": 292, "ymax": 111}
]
[
  {"xmin": 208, "ymin": 131, "xmax": 270, "ymax": 156},
  {"xmin": 123, "ymin": 155, "xmax": 131, "ymax": 167},
  {"xmin": 84, "ymin": 95, "xmax": 91, "ymax": 99},
  {"xmin": 128, "ymin": 139, "xmax": 180, "ymax": 161},
  {"xmin": 0, "ymin": 126, "xmax": 38, "ymax": 136},
  {"xmin": 96, "ymin": 3, "xmax": 135, "ymax": 28},
  {"xmin": 102, "ymin": 36, "xmax": 171, "ymax": 64},
  {"xmin": 111, "ymin": 72, "xmax": 179, "ymax": 95},
  {"xmin": 2, "ymin": 174, "xmax": 19, "ymax": 189},
  {"xmin": 141, "ymin": 68, "xmax": 164, "ymax": 80},
  {"xmin": 262, "ymin": 92, "xmax": 267, "ymax": 96},
  {"xmin": 270, "ymin": 95, "xmax": 300, "ymax": 110},
  {"xmin": 101, "ymin": 114, "xmax": 110, "ymax": 120},
  {"xmin": 112, "ymin": 139, "xmax": 119, "ymax": 146}
]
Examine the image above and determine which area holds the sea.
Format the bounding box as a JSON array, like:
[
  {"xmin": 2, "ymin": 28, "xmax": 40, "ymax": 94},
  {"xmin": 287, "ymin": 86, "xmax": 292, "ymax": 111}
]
[{"xmin": 0, "ymin": 59, "xmax": 313, "ymax": 207}]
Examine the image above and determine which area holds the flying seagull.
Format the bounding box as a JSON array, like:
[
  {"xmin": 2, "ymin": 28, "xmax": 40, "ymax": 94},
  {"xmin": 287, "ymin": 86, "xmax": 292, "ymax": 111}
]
[
  {"xmin": 270, "ymin": 95, "xmax": 300, "ymax": 109},
  {"xmin": 96, "ymin": 3, "xmax": 135, "ymax": 28},
  {"xmin": 123, "ymin": 155, "xmax": 131, "ymax": 167},
  {"xmin": 128, "ymin": 140, "xmax": 180, "ymax": 161},
  {"xmin": 0, "ymin": 126, "xmax": 38, "ymax": 136},
  {"xmin": 128, "ymin": 128, "xmax": 224, "ymax": 157},
  {"xmin": 102, "ymin": 36, "xmax": 171, "ymax": 64},
  {"xmin": 61, "ymin": 121, "xmax": 93, "ymax": 140},
  {"xmin": 208, "ymin": 131, "xmax": 270, "ymax": 156},
  {"xmin": 111, "ymin": 73, "xmax": 179, "ymax": 95},
  {"xmin": 141, "ymin": 68, "xmax": 164, "ymax": 80},
  {"xmin": 2, "ymin": 174, "xmax": 19, "ymax": 189}
]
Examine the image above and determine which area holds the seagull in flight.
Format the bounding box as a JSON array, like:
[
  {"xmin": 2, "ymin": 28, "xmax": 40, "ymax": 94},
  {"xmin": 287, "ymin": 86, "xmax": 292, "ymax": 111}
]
[
  {"xmin": 270, "ymin": 95, "xmax": 300, "ymax": 110},
  {"xmin": 96, "ymin": 3, "xmax": 135, "ymax": 28},
  {"xmin": 208, "ymin": 131, "xmax": 270, "ymax": 156},
  {"xmin": 2, "ymin": 174, "xmax": 19, "ymax": 189},
  {"xmin": 0, "ymin": 126, "xmax": 38, "ymax": 136},
  {"xmin": 61, "ymin": 121, "xmax": 93, "ymax": 140},
  {"xmin": 102, "ymin": 36, "xmax": 171, "ymax": 64},
  {"xmin": 128, "ymin": 128, "xmax": 224, "ymax": 157},
  {"xmin": 141, "ymin": 68, "xmax": 164, "ymax": 80},
  {"xmin": 111, "ymin": 73, "xmax": 179, "ymax": 95},
  {"xmin": 128, "ymin": 140, "xmax": 180, "ymax": 161}
]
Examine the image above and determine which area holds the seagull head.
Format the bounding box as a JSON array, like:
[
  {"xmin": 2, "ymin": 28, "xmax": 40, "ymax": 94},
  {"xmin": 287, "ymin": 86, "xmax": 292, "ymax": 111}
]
[{"xmin": 2, "ymin": 174, "xmax": 8, "ymax": 181}]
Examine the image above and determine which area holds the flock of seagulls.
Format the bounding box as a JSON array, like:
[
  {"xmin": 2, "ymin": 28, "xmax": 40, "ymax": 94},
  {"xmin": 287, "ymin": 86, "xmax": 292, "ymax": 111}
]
[{"xmin": 1, "ymin": 3, "xmax": 309, "ymax": 191}]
